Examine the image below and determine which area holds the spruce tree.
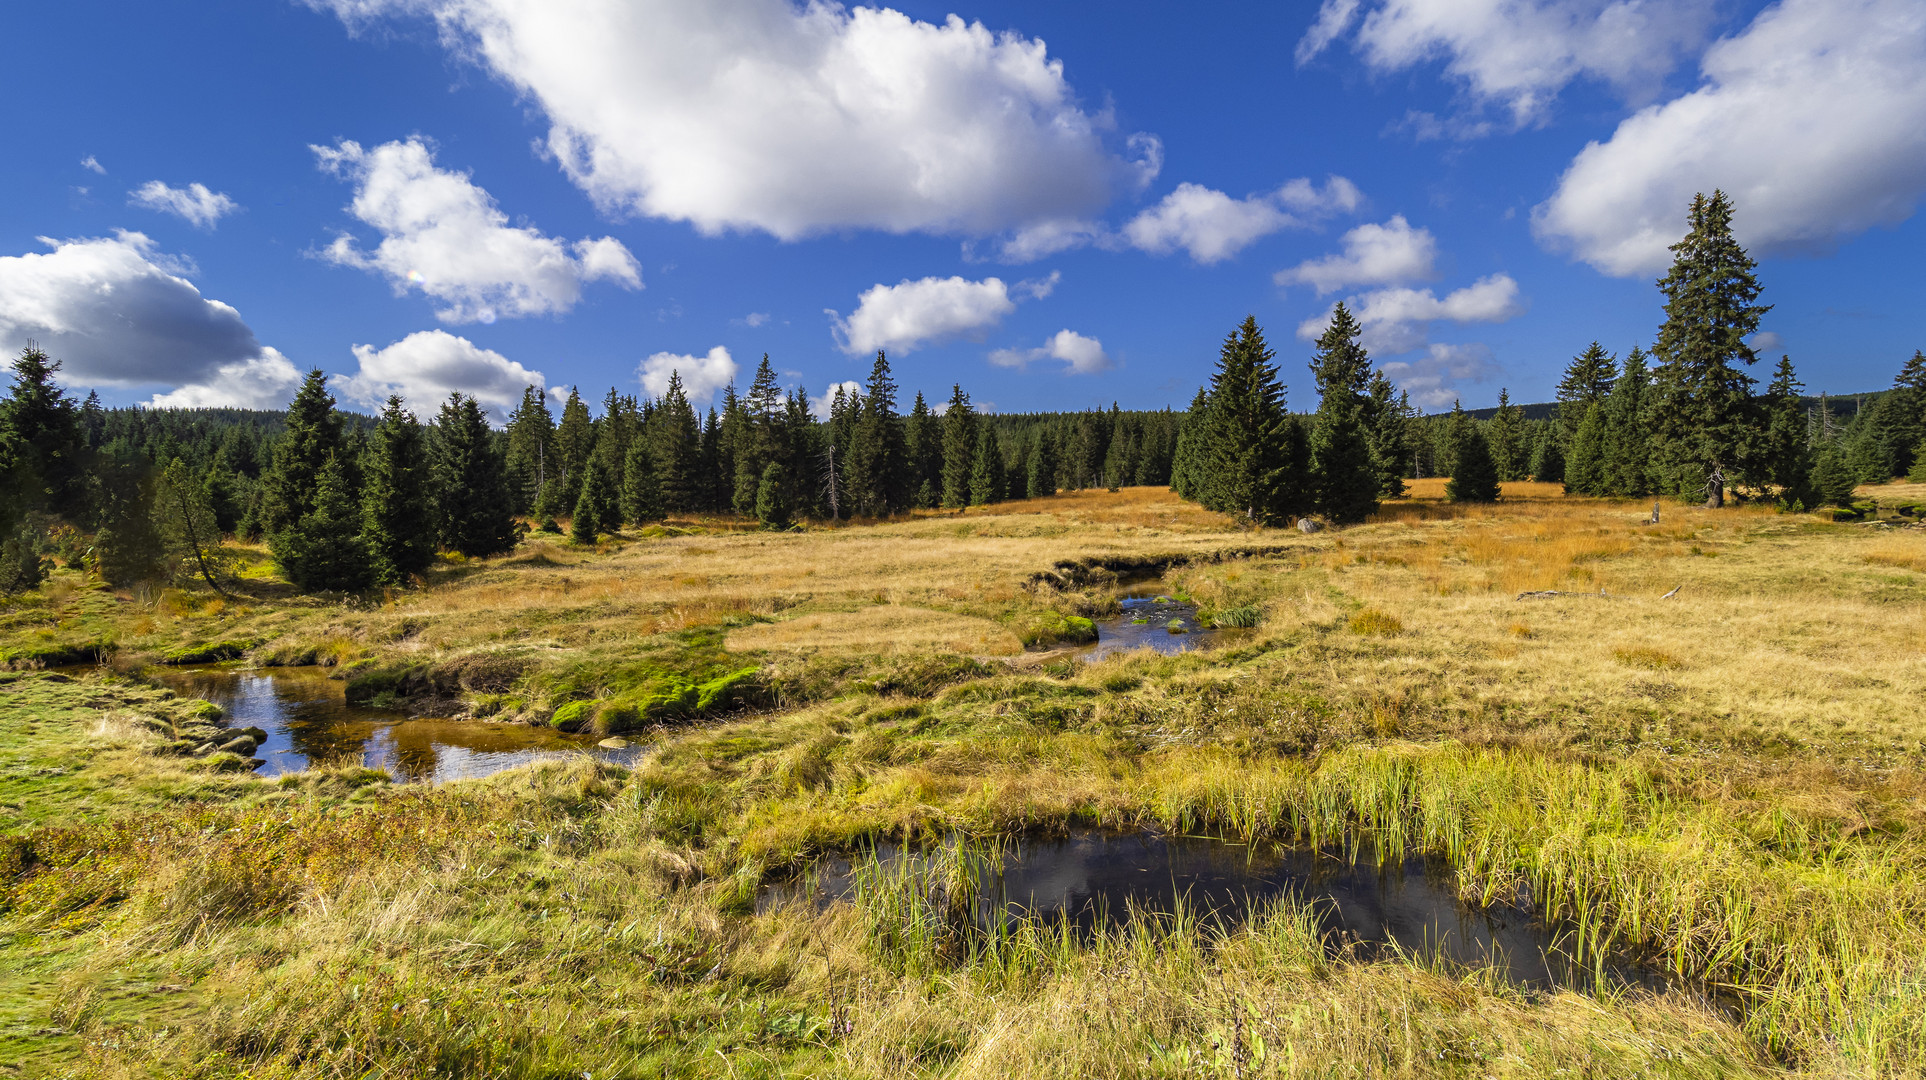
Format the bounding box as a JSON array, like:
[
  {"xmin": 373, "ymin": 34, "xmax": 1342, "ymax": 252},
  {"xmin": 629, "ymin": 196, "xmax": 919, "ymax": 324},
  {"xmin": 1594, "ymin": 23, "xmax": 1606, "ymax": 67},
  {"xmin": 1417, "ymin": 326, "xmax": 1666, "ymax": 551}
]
[
  {"xmin": 554, "ymin": 387, "xmax": 594, "ymax": 511},
  {"xmin": 1027, "ymin": 426, "xmax": 1058, "ymax": 498},
  {"xmin": 1169, "ymin": 387, "xmax": 1211, "ymax": 500},
  {"xmin": 1893, "ymin": 350, "xmax": 1926, "ymax": 475},
  {"xmin": 1565, "ymin": 402, "xmax": 1606, "ymax": 495},
  {"xmin": 843, "ymin": 352, "xmax": 908, "ymax": 516},
  {"xmin": 1445, "ymin": 416, "xmax": 1500, "ymax": 503},
  {"xmin": 652, "ymin": 373, "xmax": 702, "ymax": 512},
  {"xmin": 503, "ymin": 385, "xmax": 554, "ymax": 515},
  {"xmin": 969, "ymin": 423, "xmax": 1005, "ymax": 506},
  {"xmin": 0, "ymin": 345, "xmax": 86, "ymax": 514},
  {"xmin": 1556, "ymin": 343, "xmax": 1618, "ymax": 449},
  {"xmin": 431, "ymin": 394, "xmax": 521, "ymax": 557},
  {"xmin": 1756, "ymin": 356, "xmax": 1813, "ymax": 505},
  {"xmin": 93, "ymin": 450, "xmax": 165, "ymax": 586},
  {"xmin": 1598, "ymin": 347, "xmax": 1652, "ymax": 497},
  {"xmin": 1649, "ymin": 191, "xmax": 1771, "ymax": 507},
  {"xmin": 1307, "ymin": 304, "xmax": 1379, "ymax": 523},
  {"xmin": 1809, "ymin": 447, "xmax": 1859, "ymax": 507},
  {"xmin": 261, "ymin": 369, "xmax": 344, "ymax": 537},
  {"xmin": 733, "ymin": 357, "xmax": 785, "ymax": 517},
  {"xmin": 905, "ymin": 392, "xmax": 942, "ymax": 507},
  {"xmin": 1530, "ymin": 436, "xmax": 1565, "ymax": 484},
  {"xmin": 0, "ymin": 520, "xmax": 47, "ymax": 595},
  {"xmin": 1487, "ymin": 389, "xmax": 1524, "ymax": 482},
  {"xmin": 360, "ymin": 397, "xmax": 437, "ymax": 585},
  {"xmin": 571, "ymin": 456, "xmax": 616, "ymax": 543},
  {"xmin": 157, "ymin": 458, "xmax": 234, "ymax": 595},
  {"xmin": 755, "ymin": 460, "xmax": 793, "ymax": 529},
  {"xmin": 274, "ymin": 453, "xmax": 374, "ymax": 592},
  {"xmin": 940, "ymin": 385, "xmax": 977, "ymax": 509},
  {"xmin": 621, "ymin": 438, "xmax": 665, "ymax": 524},
  {"xmin": 1363, "ymin": 371, "xmax": 1413, "ymax": 496},
  {"xmin": 1193, "ymin": 317, "xmax": 1294, "ymax": 523}
]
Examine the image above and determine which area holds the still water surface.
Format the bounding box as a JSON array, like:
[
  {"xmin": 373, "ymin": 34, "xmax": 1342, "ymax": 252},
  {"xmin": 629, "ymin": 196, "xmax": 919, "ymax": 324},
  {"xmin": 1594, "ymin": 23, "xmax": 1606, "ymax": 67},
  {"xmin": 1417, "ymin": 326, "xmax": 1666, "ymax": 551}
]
[
  {"xmin": 765, "ymin": 830, "xmax": 1668, "ymax": 993},
  {"xmin": 150, "ymin": 666, "xmax": 645, "ymax": 783},
  {"xmin": 1077, "ymin": 595, "xmax": 1219, "ymax": 660}
]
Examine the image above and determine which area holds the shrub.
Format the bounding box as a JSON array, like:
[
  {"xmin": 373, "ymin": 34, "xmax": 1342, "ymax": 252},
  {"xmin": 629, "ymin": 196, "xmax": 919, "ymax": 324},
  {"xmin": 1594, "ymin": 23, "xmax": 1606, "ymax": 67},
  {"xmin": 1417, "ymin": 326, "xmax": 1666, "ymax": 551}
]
[
  {"xmin": 1211, "ymin": 605, "xmax": 1262, "ymax": 629},
  {"xmin": 1347, "ymin": 609, "xmax": 1403, "ymax": 636}
]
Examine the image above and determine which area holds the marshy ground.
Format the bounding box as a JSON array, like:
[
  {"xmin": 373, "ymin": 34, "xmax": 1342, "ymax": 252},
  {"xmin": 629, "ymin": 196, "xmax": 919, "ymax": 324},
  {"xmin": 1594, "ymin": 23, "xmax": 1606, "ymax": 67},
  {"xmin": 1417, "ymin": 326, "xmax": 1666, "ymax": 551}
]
[{"xmin": 3, "ymin": 481, "xmax": 1925, "ymax": 1078}]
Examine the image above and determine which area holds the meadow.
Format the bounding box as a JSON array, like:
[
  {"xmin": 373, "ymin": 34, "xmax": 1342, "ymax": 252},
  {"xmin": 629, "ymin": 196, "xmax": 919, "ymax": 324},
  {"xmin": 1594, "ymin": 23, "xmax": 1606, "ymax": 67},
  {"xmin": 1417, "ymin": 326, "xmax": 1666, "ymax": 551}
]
[{"xmin": 2, "ymin": 482, "xmax": 1924, "ymax": 1078}]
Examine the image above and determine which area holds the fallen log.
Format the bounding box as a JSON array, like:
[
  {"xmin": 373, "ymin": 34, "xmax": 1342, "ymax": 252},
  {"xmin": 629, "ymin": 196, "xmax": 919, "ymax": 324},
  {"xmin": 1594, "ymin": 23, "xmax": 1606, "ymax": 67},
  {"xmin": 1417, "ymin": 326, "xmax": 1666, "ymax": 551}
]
[{"xmin": 1515, "ymin": 589, "xmax": 1615, "ymax": 600}]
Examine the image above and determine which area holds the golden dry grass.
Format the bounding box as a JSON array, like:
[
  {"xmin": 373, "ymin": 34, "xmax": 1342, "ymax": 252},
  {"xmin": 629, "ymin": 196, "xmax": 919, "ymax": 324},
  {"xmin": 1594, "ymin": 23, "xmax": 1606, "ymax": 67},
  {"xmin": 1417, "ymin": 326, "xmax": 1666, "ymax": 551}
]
[{"xmin": 725, "ymin": 604, "xmax": 1024, "ymax": 656}]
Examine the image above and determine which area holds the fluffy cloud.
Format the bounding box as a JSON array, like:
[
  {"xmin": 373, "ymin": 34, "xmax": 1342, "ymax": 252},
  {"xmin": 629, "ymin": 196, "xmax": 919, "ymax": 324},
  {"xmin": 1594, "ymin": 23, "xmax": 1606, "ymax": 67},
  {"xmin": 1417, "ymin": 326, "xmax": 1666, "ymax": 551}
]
[
  {"xmin": 1121, "ymin": 177, "xmax": 1361, "ymax": 264},
  {"xmin": 989, "ymin": 329, "xmax": 1111, "ymax": 374},
  {"xmin": 1298, "ymin": 0, "xmax": 1718, "ymax": 125},
  {"xmin": 334, "ymin": 330, "xmax": 545, "ymax": 422},
  {"xmin": 1275, "ymin": 214, "xmax": 1436, "ymax": 294},
  {"xmin": 313, "ymin": 137, "xmax": 641, "ymax": 323},
  {"xmin": 1298, "ymin": 274, "xmax": 1523, "ymax": 356},
  {"xmin": 0, "ymin": 231, "xmax": 298, "ymax": 407},
  {"xmin": 130, "ymin": 181, "xmax": 240, "ymax": 228},
  {"xmin": 832, "ymin": 276, "xmax": 1021, "ymax": 356},
  {"xmin": 308, "ymin": 0, "xmax": 1156, "ymax": 240},
  {"xmin": 1379, "ymin": 342, "xmax": 1502, "ymax": 409},
  {"xmin": 1533, "ymin": 0, "xmax": 1926, "ymax": 276},
  {"xmin": 638, "ymin": 345, "xmax": 738, "ymax": 405}
]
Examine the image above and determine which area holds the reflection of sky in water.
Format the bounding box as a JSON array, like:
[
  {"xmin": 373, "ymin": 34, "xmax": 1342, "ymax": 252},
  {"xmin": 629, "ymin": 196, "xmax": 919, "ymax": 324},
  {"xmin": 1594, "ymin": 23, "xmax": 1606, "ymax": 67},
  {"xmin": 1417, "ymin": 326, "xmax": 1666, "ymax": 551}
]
[
  {"xmin": 763, "ymin": 831, "xmax": 1677, "ymax": 994},
  {"xmin": 1077, "ymin": 596, "xmax": 1217, "ymax": 660},
  {"xmin": 151, "ymin": 668, "xmax": 645, "ymax": 783}
]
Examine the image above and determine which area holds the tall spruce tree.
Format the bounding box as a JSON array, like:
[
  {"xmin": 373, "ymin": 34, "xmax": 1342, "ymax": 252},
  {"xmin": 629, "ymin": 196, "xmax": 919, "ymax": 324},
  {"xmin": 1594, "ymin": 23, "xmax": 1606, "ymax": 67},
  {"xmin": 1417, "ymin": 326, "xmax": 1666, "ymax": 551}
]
[
  {"xmin": 1169, "ymin": 387, "xmax": 1212, "ymax": 501},
  {"xmin": 92, "ymin": 450, "xmax": 165, "ymax": 586},
  {"xmin": 1363, "ymin": 371, "xmax": 1414, "ymax": 496},
  {"xmin": 1564, "ymin": 402, "xmax": 1607, "ymax": 495},
  {"xmin": 553, "ymin": 388, "xmax": 594, "ymax": 512},
  {"xmin": 1530, "ymin": 435, "xmax": 1565, "ymax": 484},
  {"xmin": 969, "ymin": 424, "xmax": 1005, "ymax": 506},
  {"xmin": 1196, "ymin": 316, "xmax": 1295, "ymax": 524},
  {"xmin": 1307, "ymin": 304, "xmax": 1379, "ymax": 523},
  {"xmin": 755, "ymin": 461, "xmax": 793, "ymax": 530},
  {"xmin": 1556, "ymin": 343, "xmax": 1618, "ymax": 448},
  {"xmin": 1487, "ymin": 389, "xmax": 1525, "ymax": 482},
  {"xmin": 360, "ymin": 396, "xmax": 437, "ymax": 585},
  {"xmin": 940, "ymin": 385, "xmax": 977, "ymax": 509},
  {"xmin": 844, "ymin": 352, "xmax": 908, "ymax": 516},
  {"xmin": 1026, "ymin": 426, "xmax": 1058, "ymax": 498},
  {"xmin": 431, "ymin": 394, "xmax": 521, "ymax": 557},
  {"xmin": 1757, "ymin": 356, "xmax": 1814, "ymax": 506},
  {"xmin": 1598, "ymin": 347, "xmax": 1653, "ymax": 497},
  {"xmin": 503, "ymin": 385, "xmax": 554, "ymax": 516},
  {"xmin": 261, "ymin": 370, "xmax": 345, "ymax": 537},
  {"xmin": 621, "ymin": 438, "xmax": 665, "ymax": 524},
  {"xmin": 652, "ymin": 373, "xmax": 702, "ymax": 512},
  {"xmin": 273, "ymin": 453, "xmax": 374, "ymax": 592},
  {"xmin": 1649, "ymin": 191, "xmax": 1771, "ymax": 507},
  {"xmin": 1, "ymin": 345, "xmax": 86, "ymax": 515},
  {"xmin": 1893, "ymin": 350, "xmax": 1926, "ymax": 476},
  {"xmin": 733, "ymin": 357, "xmax": 785, "ymax": 517},
  {"xmin": 904, "ymin": 392, "xmax": 941, "ymax": 508},
  {"xmin": 1445, "ymin": 412, "xmax": 1500, "ymax": 503}
]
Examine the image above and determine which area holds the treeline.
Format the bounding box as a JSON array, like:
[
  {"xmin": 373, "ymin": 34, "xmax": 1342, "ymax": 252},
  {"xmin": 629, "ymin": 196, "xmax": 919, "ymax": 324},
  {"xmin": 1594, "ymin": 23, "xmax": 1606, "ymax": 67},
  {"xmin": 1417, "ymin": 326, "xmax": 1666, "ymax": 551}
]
[
  {"xmin": 1164, "ymin": 191, "xmax": 1925, "ymax": 523},
  {"xmin": 0, "ymin": 344, "xmax": 1183, "ymax": 595}
]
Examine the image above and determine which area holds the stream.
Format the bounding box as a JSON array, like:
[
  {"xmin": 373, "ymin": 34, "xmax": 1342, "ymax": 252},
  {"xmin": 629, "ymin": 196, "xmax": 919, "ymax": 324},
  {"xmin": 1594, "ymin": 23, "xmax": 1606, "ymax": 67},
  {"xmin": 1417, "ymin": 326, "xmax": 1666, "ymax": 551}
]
[
  {"xmin": 1077, "ymin": 594, "xmax": 1222, "ymax": 660},
  {"xmin": 149, "ymin": 666, "xmax": 646, "ymax": 783}
]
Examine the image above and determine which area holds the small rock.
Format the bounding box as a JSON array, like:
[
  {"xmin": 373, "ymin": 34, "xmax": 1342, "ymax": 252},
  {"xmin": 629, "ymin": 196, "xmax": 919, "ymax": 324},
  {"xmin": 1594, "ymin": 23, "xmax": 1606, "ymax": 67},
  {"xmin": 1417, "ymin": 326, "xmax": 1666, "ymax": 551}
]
[
  {"xmin": 597, "ymin": 737, "xmax": 630, "ymax": 749},
  {"xmin": 217, "ymin": 735, "xmax": 259, "ymax": 756},
  {"xmin": 1297, "ymin": 518, "xmax": 1323, "ymax": 533}
]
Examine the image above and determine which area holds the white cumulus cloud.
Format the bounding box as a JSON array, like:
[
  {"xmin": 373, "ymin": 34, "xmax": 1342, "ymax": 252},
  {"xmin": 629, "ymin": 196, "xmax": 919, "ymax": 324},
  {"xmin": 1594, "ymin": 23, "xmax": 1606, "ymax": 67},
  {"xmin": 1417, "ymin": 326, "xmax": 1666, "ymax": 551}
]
[
  {"xmin": 1122, "ymin": 176, "xmax": 1361, "ymax": 264},
  {"xmin": 1298, "ymin": 274, "xmax": 1525, "ymax": 355},
  {"xmin": 832, "ymin": 276, "xmax": 1021, "ymax": 356},
  {"xmin": 334, "ymin": 329, "xmax": 545, "ymax": 422},
  {"xmin": 1533, "ymin": 0, "xmax": 1926, "ymax": 276},
  {"xmin": 1380, "ymin": 342, "xmax": 1502, "ymax": 409},
  {"xmin": 1276, "ymin": 214, "xmax": 1437, "ymax": 294},
  {"xmin": 1297, "ymin": 0, "xmax": 1719, "ymax": 126},
  {"xmin": 307, "ymin": 0, "xmax": 1157, "ymax": 241},
  {"xmin": 313, "ymin": 137, "xmax": 641, "ymax": 323},
  {"xmin": 130, "ymin": 181, "xmax": 240, "ymax": 228},
  {"xmin": 638, "ymin": 345, "xmax": 738, "ymax": 406},
  {"xmin": 0, "ymin": 231, "xmax": 298, "ymax": 407},
  {"xmin": 989, "ymin": 329, "xmax": 1111, "ymax": 375}
]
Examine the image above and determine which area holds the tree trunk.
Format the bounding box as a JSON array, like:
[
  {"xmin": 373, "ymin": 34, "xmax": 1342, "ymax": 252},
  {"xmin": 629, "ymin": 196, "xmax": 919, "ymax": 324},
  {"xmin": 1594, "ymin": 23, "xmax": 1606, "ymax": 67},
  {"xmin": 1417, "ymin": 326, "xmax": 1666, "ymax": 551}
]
[{"xmin": 1704, "ymin": 464, "xmax": 1725, "ymax": 509}]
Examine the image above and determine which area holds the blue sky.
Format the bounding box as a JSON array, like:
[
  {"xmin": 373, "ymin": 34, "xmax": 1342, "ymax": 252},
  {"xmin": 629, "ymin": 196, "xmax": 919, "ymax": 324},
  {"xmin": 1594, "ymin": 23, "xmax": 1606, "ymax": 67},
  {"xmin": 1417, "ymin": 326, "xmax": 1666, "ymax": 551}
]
[{"xmin": 3, "ymin": 0, "xmax": 1922, "ymax": 420}]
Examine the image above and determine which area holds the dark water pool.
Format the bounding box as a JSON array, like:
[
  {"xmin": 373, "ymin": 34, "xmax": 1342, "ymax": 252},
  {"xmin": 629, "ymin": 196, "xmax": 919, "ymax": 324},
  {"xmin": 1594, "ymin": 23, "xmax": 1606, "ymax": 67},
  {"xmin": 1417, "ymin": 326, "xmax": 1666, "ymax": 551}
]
[
  {"xmin": 762, "ymin": 830, "xmax": 1672, "ymax": 993},
  {"xmin": 149, "ymin": 667, "xmax": 646, "ymax": 783},
  {"xmin": 1077, "ymin": 595, "xmax": 1218, "ymax": 660}
]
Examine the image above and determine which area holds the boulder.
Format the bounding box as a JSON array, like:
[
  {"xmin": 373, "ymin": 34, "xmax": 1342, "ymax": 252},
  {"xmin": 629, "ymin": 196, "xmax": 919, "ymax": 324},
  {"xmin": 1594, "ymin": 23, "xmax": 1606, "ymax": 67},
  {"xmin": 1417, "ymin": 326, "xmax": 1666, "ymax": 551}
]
[
  {"xmin": 1297, "ymin": 518, "xmax": 1323, "ymax": 534},
  {"xmin": 598, "ymin": 737, "xmax": 631, "ymax": 750}
]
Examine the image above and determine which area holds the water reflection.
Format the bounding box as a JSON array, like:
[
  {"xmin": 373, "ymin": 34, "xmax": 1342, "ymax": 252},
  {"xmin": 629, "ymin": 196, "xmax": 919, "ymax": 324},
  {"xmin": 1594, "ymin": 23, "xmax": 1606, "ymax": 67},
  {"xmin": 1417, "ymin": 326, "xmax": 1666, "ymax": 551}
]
[
  {"xmin": 1078, "ymin": 595, "xmax": 1217, "ymax": 660},
  {"xmin": 764, "ymin": 830, "xmax": 1666, "ymax": 993},
  {"xmin": 150, "ymin": 666, "xmax": 645, "ymax": 783}
]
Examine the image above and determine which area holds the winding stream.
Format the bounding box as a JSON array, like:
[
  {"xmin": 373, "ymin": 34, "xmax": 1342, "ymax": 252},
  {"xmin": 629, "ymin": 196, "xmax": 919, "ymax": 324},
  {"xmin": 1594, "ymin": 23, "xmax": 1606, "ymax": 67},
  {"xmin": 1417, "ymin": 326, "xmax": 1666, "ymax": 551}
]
[{"xmin": 149, "ymin": 666, "xmax": 646, "ymax": 783}]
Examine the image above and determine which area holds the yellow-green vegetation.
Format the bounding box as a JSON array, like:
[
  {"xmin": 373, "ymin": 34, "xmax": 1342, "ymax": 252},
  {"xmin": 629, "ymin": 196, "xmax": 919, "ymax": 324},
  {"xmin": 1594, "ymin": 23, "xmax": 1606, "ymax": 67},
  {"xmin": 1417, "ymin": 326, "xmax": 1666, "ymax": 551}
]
[{"xmin": 3, "ymin": 483, "xmax": 1925, "ymax": 1077}]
